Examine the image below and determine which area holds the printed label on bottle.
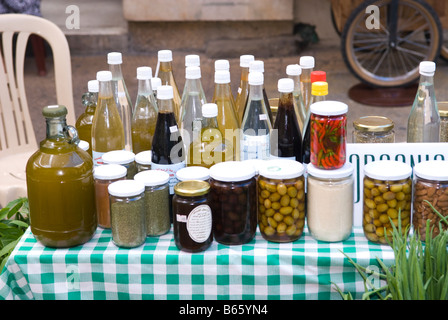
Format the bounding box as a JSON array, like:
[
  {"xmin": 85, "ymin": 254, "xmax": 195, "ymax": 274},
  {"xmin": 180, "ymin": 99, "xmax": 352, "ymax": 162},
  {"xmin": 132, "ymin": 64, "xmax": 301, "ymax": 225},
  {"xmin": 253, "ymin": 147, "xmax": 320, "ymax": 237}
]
[
  {"xmin": 169, "ymin": 125, "xmax": 178, "ymax": 133},
  {"xmin": 151, "ymin": 161, "xmax": 186, "ymax": 194},
  {"xmin": 92, "ymin": 150, "xmax": 106, "ymax": 166},
  {"xmin": 186, "ymin": 204, "xmax": 212, "ymax": 243},
  {"xmin": 240, "ymin": 134, "xmax": 270, "ymax": 160},
  {"xmin": 259, "ymin": 114, "xmax": 267, "ymax": 120}
]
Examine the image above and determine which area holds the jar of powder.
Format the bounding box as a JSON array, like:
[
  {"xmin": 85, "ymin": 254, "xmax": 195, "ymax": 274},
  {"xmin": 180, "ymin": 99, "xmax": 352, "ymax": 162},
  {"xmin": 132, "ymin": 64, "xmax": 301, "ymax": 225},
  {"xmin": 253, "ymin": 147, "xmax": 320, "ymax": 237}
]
[{"xmin": 102, "ymin": 150, "xmax": 137, "ymax": 179}]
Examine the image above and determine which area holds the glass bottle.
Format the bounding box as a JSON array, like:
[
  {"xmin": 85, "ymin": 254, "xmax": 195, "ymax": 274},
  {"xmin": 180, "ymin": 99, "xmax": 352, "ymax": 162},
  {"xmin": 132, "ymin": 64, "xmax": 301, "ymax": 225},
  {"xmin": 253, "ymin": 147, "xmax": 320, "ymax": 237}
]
[
  {"xmin": 299, "ymin": 56, "xmax": 315, "ymax": 118},
  {"xmin": 270, "ymin": 78, "xmax": 302, "ymax": 162},
  {"xmin": 151, "ymin": 77, "xmax": 161, "ymax": 100},
  {"xmin": 240, "ymin": 71, "xmax": 272, "ymax": 160},
  {"xmin": 286, "ymin": 64, "xmax": 303, "ymax": 133},
  {"xmin": 91, "ymin": 71, "xmax": 125, "ymax": 166},
  {"xmin": 179, "ymin": 65, "xmax": 207, "ymax": 158},
  {"xmin": 75, "ymin": 79, "xmax": 98, "ymax": 157},
  {"xmin": 151, "ymin": 85, "xmax": 186, "ymax": 222},
  {"xmin": 26, "ymin": 105, "xmax": 96, "ymax": 248},
  {"xmin": 212, "ymin": 70, "xmax": 240, "ymax": 161},
  {"xmin": 107, "ymin": 52, "xmax": 133, "ymax": 152},
  {"xmin": 235, "ymin": 54, "xmax": 255, "ymax": 123},
  {"xmin": 407, "ymin": 61, "xmax": 440, "ymax": 142},
  {"xmin": 248, "ymin": 60, "xmax": 273, "ymax": 124},
  {"xmin": 155, "ymin": 49, "xmax": 182, "ymax": 123},
  {"xmin": 131, "ymin": 66, "xmax": 158, "ymax": 154}
]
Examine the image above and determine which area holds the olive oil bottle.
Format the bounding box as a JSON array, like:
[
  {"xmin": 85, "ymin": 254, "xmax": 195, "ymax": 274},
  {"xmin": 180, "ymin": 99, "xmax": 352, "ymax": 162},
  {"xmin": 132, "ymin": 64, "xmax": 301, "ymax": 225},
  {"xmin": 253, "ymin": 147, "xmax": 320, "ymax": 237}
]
[
  {"xmin": 75, "ymin": 80, "xmax": 98, "ymax": 157},
  {"xmin": 235, "ymin": 55, "xmax": 255, "ymax": 124}
]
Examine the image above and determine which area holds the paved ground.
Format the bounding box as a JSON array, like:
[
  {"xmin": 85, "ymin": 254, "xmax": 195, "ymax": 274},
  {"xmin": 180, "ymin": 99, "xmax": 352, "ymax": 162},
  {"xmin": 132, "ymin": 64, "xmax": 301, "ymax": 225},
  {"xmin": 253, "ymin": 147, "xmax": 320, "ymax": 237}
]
[{"xmin": 23, "ymin": 38, "xmax": 448, "ymax": 145}]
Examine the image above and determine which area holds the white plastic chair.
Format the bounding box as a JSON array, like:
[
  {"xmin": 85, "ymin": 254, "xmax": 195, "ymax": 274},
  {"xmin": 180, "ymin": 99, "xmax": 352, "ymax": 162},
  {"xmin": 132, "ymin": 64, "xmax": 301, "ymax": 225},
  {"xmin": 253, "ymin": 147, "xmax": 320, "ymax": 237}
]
[{"xmin": 0, "ymin": 14, "xmax": 75, "ymax": 207}]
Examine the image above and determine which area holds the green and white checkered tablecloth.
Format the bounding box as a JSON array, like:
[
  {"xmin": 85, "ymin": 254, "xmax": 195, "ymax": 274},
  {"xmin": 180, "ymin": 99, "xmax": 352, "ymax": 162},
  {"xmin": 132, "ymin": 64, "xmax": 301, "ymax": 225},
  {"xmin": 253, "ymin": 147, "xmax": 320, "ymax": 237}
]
[{"xmin": 0, "ymin": 226, "xmax": 394, "ymax": 300}]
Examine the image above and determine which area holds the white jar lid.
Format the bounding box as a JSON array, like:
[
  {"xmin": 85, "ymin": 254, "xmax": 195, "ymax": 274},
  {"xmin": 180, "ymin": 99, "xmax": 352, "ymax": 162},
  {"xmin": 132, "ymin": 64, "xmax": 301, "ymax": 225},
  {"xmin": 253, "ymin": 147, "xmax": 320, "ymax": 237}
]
[
  {"xmin": 215, "ymin": 59, "xmax": 230, "ymax": 71},
  {"xmin": 249, "ymin": 60, "xmax": 264, "ymax": 73},
  {"xmin": 307, "ymin": 162, "xmax": 353, "ymax": 179},
  {"xmin": 185, "ymin": 54, "xmax": 200, "ymax": 67},
  {"xmin": 137, "ymin": 66, "xmax": 152, "ymax": 80},
  {"xmin": 259, "ymin": 159, "xmax": 304, "ymax": 179},
  {"xmin": 185, "ymin": 66, "xmax": 201, "ymax": 79},
  {"xmin": 215, "ymin": 70, "xmax": 230, "ymax": 84},
  {"xmin": 107, "ymin": 52, "xmax": 122, "ymax": 65},
  {"xmin": 299, "ymin": 56, "xmax": 315, "ymax": 69},
  {"xmin": 240, "ymin": 54, "xmax": 255, "ymax": 67},
  {"xmin": 286, "ymin": 64, "xmax": 302, "ymax": 76},
  {"xmin": 413, "ymin": 160, "xmax": 448, "ymax": 181},
  {"xmin": 209, "ymin": 161, "xmax": 255, "ymax": 182},
  {"xmin": 135, "ymin": 150, "xmax": 152, "ymax": 165},
  {"xmin": 158, "ymin": 49, "xmax": 172, "ymax": 62},
  {"xmin": 278, "ymin": 78, "xmax": 294, "ymax": 93},
  {"xmin": 88, "ymin": 80, "xmax": 99, "ymax": 93},
  {"xmin": 419, "ymin": 61, "xmax": 436, "ymax": 76},
  {"xmin": 96, "ymin": 70, "xmax": 112, "ymax": 82},
  {"xmin": 176, "ymin": 166, "xmax": 210, "ymax": 181},
  {"xmin": 310, "ymin": 100, "xmax": 348, "ymax": 116},
  {"xmin": 242, "ymin": 159, "xmax": 266, "ymax": 175},
  {"xmin": 134, "ymin": 170, "xmax": 170, "ymax": 186},
  {"xmin": 157, "ymin": 85, "xmax": 174, "ymax": 99},
  {"xmin": 202, "ymin": 103, "xmax": 218, "ymax": 118},
  {"xmin": 364, "ymin": 160, "xmax": 412, "ymax": 180},
  {"xmin": 249, "ymin": 71, "xmax": 263, "ymax": 85},
  {"xmin": 108, "ymin": 180, "xmax": 145, "ymax": 197},
  {"xmin": 78, "ymin": 140, "xmax": 89, "ymax": 151},
  {"xmin": 94, "ymin": 164, "xmax": 127, "ymax": 180},
  {"xmin": 102, "ymin": 150, "xmax": 135, "ymax": 165}
]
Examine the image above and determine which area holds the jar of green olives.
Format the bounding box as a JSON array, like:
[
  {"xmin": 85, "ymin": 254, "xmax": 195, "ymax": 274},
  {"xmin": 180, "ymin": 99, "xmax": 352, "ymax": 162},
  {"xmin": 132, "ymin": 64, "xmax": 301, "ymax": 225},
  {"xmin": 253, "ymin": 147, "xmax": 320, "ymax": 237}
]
[
  {"xmin": 362, "ymin": 160, "xmax": 412, "ymax": 244},
  {"xmin": 258, "ymin": 159, "xmax": 305, "ymax": 242}
]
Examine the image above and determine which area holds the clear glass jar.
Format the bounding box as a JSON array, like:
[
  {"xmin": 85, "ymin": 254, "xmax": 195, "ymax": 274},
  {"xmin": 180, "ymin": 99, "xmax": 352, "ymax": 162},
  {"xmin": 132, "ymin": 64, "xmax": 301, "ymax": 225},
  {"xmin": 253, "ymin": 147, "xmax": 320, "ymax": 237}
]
[
  {"xmin": 258, "ymin": 160, "xmax": 305, "ymax": 242},
  {"xmin": 413, "ymin": 160, "xmax": 448, "ymax": 241},
  {"xmin": 135, "ymin": 150, "xmax": 152, "ymax": 173},
  {"xmin": 362, "ymin": 160, "xmax": 412, "ymax": 244},
  {"xmin": 94, "ymin": 164, "xmax": 127, "ymax": 229},
  {"xmin": 307, "ymin": 163, "xmax": 354, "ymax": 242},
  {"xmin": 173, "ymin": 180, "xmax": 213, "ymax": 253},
  {"xmin": 309, "ymin": 101, "xmax": 348, "ymax": 169},
  {"xmin": 134, "ymin": 170, "xmax": 171, "ymax": 236},
  {"xmin": 352, "ymin": 116, "xmax": 395, "ymax": 143},
  {"xmin": 438, "ymin": 102, "xmax": 448, "ymax": 142},
  {"xmin": 209, "ymin": 161, "xmax": 257, "ymax": 245},
  {"xmin": 102, "ymin": 150, "xmax": 137, "ymax": 179},
  {"xmin": 108, "ymin": 180, "xmax": 146, "ymax": 248},
  {"xmin": 176, "ymin": 166, "xmax": 210, "ymax": 182}
]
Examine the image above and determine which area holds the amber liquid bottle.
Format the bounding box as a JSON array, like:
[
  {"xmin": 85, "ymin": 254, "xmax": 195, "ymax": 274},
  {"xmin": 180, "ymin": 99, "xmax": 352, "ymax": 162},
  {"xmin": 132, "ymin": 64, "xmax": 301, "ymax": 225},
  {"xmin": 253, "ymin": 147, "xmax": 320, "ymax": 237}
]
[
  {"xmin": 235, "ymin": 55, "xmax": 254, "ymax": 123},
  {"xmin": 75, "ymin": 80, "xmax": 98, "ymax": 157},
  {"xmin": 26, "ymin": 105, "xmax": 96, "ymax": 248}
]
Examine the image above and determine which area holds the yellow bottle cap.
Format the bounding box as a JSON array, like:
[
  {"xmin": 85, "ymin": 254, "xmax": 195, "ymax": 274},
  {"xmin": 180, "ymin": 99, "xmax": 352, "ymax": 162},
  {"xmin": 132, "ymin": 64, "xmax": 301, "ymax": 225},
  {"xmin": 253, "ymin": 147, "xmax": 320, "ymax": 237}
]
[{"xmin": 311, "ymin": 81, "xmax": 328, "ymax": 96}]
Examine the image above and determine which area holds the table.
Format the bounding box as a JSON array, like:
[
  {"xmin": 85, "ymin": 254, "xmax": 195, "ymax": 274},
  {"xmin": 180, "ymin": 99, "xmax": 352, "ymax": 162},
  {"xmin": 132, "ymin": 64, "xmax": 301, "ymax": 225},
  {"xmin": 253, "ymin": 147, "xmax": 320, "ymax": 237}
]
[{"xmin": 0, "ymin": 226, "xmax": 394, "ymax": 300}]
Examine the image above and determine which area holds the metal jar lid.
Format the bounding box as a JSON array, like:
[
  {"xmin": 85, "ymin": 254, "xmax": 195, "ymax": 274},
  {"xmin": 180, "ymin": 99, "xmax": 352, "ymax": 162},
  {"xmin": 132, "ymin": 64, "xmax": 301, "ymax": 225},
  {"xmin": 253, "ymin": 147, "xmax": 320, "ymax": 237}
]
[
  {"xmin": 353, "ymin": 116, "xmax": 394, "ymax": 132},
  {"xmin": 174, "ymin": 180, "xmax": 210, "ymax": 197}
]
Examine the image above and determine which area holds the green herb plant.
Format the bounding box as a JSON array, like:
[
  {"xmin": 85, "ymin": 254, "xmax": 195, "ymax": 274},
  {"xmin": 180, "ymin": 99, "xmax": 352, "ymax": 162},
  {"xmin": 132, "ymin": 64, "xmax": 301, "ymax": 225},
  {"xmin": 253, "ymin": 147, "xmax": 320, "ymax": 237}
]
[
  {"xmin": 334, "ymin": 203, "xmax": 448, "ymax": 300},
  {"xmin": 0, "ymin": 197, "xmax": 29, "ymax": 272}
]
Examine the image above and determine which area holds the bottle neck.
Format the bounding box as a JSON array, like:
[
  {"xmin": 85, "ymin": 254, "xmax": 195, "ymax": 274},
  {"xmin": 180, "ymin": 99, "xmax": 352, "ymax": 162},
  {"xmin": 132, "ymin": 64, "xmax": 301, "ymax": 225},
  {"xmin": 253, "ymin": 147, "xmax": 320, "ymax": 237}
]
[
  {"xmin": 240, "ymin": 67, "xmax": 250, "ymax": 83},
  {"xmin": 289, "ymin": 75, "xmax": 301, "ymax": 93},
  {"xmin": 214, "ymin": 82, "xmax": 232, "ymax": 97},
  {"xmin": 278, "ymin": 91, "xmax": 293, "ymax": 107},
  {"xmin": 158, "ymin": 98, "xmax": 175, "ymax": 113},
  {"xmin": 138, "ymin": 78, "xmax": 154, "ymax": 95},
  {"xmin": 419, "ymin": 73, "xmax": 434, "ymax": 87},
  {"xmin": 98, "ymin": 80, "xmax": 114, "ymax": 99},
  {"xmin": 45, "ymin": 116, "xmax": 68, "ymax": 140},
  {"xmin": 109, "ymin": 63, "xmax": 123, "ymax": 80},
  {"xmin": 159, "ymin": 61, "xmax": 173, "ymax": 74},
  {"xmin": 248, "ymin": 84, "xmax": 263, "ymax": 100},
  {"xmin": 202, "ymin": 116, "xmax": 219, "ymax": 129},
  {"xmin": 184, "ymin": 78, "xmax": 203, "ymax": 93}
]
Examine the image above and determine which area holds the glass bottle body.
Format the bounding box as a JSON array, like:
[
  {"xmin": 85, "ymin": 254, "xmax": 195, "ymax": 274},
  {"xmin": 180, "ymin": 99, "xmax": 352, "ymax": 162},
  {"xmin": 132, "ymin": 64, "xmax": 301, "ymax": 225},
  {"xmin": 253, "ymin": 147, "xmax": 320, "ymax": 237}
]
[
  {"xmin": 75, "ymin": 91, "xmax": 97, "ymax": 157},
  {"xmin": 236, "ymin": 66, "xmax": 250, "ymax": 124},
  {"xmin": 157, "ymin": 61, "xmax": 182, "ymax": 123},
  {"xmin": 300, "ymin": 67, "xmax": 313, "ymax": 124},
  {"xmin": 289, "ymin": 73, "xmax": 304, "ymax": 133},
  {"xmin": 302, "ymin": 94, "xmax": 326, "ymax": 164}
]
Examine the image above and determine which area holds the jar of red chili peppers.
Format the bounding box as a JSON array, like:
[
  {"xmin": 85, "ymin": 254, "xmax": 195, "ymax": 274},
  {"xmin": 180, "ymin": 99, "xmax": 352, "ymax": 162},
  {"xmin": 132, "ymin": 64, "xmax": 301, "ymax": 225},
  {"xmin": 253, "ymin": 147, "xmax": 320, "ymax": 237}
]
[{"xmin": 309, "ymin": 101, "xmax": 348, "ymax": 170}]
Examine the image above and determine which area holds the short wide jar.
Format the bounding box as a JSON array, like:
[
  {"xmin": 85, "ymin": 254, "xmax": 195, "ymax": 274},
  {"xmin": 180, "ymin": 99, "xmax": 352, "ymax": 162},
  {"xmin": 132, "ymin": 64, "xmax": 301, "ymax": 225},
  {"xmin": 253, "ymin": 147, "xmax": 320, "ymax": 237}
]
[
  {"xmin": 362, "ymin": 160, "xmax": 412, "ymax": 244},
  {"xmin": 173, "ymin": 180, "xmax": 213, "ymax": 252},
  {"xmin": 209, "ymin": 161, "xmax": 257, "ymax": 245},
  {"xmin": 102, "ymin": 150, "xmax": 137, "ymax": 179},
  {"xmin": 307, "ymin": 163, "xmax": 354, "ymax": 242},
  {"xmin": 352, "ymin": 116, "xmax": 395, "ymax": 143},
  {"xmin": 108, "ymin": 180, "xmax": 146, "ymax": 248},
  {"xmin": 258, "ymin": 159, "xmax": 305, "ymax": 242}
]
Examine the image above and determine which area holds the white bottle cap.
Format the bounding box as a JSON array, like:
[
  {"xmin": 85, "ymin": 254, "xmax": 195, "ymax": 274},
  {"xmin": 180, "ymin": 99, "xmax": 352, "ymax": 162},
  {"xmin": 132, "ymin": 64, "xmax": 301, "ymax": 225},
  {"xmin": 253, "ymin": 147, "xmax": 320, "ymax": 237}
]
[
  {"xmin": 215, "ymin": 59, "xmax": 230, "ymax": 71},
  {"xmin": 107, "ymin": 52, "xmax": 122, "ymax": 65},
  {"xmin": 158, "ymin": 49, "xmax": 173, "ymax": 62},
  {"xmin": 88, "ymin": 80, "xmax": 99, "ymax": 93},
  {"xmin": 248, "ymin": 71, "xmax": 264, "ymax": 85},
  {"xmin": 151, "ymin": 77, "xmax": 161, "ymax": 91},
  {"xmin": 137, "ymin": 66, "xmax": 152, "ymax": 80},
  {"xmin": 185, "ymin": 66, "xmax": 201, "ymax": 79},
  {"xmin": 108, "ymin": 180, "xmax": 145, "ymax": 197},
  {"xmin": 300, "ymin": 56, "xmax": 315, "ymax": 69},
  {"xmin": 157, "ymin": 85, "xmax": 174, "ymax": 99},
  {"xmin": 214, "ymin": 70, "xmax": 230, "ymax": 84},
  {"xmin": 185, "ymin": 54, "xmax": 200, "ymax": 67},
  {"xmin": 286, "ymin": 64, "xmax": 302, "ymax": 76},
  {"xmin": 96, "ymin": 70, "xmax": 112, "ymax": 82},
  {"xmin": 249, "ymin": 60, "xmax": 264, "ymax": 73},
  {"xmin": 240, "ymin": 54, "xmax": 255, "ymax": 68},
  {"xmin": 278, "ymin": 78, "xmax": 294, "ymax": 93},
  {"xmin": 202, "ymin": 103, "xmax": 218, "ymax": 118},
  {"xmin": 419, "ymin": 61, "xmax": 436, "ymax": 76}
]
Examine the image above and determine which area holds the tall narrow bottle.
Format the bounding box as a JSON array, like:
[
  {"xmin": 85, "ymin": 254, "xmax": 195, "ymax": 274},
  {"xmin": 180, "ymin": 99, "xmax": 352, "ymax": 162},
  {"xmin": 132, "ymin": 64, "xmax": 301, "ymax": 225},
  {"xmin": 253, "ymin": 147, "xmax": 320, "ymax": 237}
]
[
  {"xmin": 155, "ymin": 50, "xmax": 182, "ymax": 123},
  {"xmin": 407, "ymin": 61, "xmax": 440, "ymax": 142},
  {"xmin": 75, "ymin": 79, "xmax": 98, "ymax": 156},
  {"xmin": 248, "ymin": 60, "xmax": 273, "ymax": 124},
  {"xmin": 240, "ymin": 71, "xmax": 272, "ymax": 160},
  {"xmin": 286, "ymin": 64, "xmax": 303, "ymax": 133},
  {"xmin": 151, "ymin": 77, "xmax": 161, "ymax": 99},
  {"xmin": 131, "ymin": 66, "xmax": 158, "ymax": 154},
  {"xmin": 212, "ymin": 70, "xmax": 240, "ymax": 161},
  {"xmin": 235, "ymin": 54, "xmax": 255, "ymax": 123},
  {"xmin": 270, "ymin": 78, "xmax": 302, "ymax": 161},
  {"xmin": 151, "ymin": 85, "xmax": 185, "ymax": 221},
  {"xmin": 107, "ymin": 52, "xmax": 133, "ymax": 152},
  {"xmin": 179, "ymin": 66, "xmax": 207, "ymax": 156},
  {"xmin": 91, "ymin": 71, "xmax": 125, "ymax": 166},
  {"xmin": 299, "ymin": 56, "xmax": 315, "ymax": 124}
]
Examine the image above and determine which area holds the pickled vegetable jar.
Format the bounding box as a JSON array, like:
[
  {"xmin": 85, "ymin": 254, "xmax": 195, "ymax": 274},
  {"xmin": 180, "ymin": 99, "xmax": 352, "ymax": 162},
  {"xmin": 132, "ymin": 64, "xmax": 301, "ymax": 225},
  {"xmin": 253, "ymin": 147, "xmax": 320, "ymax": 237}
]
[
  {"xmin": 209, "ymin": 161, "xmax": 257, "ymax": 245},
  {"xmin": 26, "ymin": 105, "xmax": 97, "ymax": 248},
  {"xmin": 362, "ymin": 160, "xmax": 412, "ymax": 244},
  {"xmin": 309, "ymin": 101, "xmax": 347, "ymax": 169},
  {"xmin": 258, "ymin": 159, "xmax": 305, "ymax": 242}
]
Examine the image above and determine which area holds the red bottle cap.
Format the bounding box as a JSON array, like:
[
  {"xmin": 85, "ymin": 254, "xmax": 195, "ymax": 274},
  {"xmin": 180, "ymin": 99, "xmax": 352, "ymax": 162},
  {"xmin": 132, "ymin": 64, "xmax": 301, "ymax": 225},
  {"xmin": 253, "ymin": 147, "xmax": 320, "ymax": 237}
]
[{"xmin": 310, "ymin": 71, "xmax": 326, "ymax": 83}]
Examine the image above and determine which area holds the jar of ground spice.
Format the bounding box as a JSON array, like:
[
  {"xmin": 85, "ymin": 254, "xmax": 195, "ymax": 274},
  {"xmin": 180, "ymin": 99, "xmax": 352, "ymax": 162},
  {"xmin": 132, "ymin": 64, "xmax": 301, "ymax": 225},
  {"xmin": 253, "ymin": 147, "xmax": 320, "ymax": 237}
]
[
  {"xmin": 135, "ymin": 150, "xmax": 152, "ymax": 173},
  {"xmin": 134, "ymin": 170, "xmax": 171, "ymax": 236},
  {"xmin": 352, "ymin": 116, "xmax": 395, "ymax": 143},
  {"xmin": 173, "ymin": 180, "xmax": 212, "ymax": 252},
  {"xmin": 108, "ymin": 180, "xmax": 146, "ymax": 248},
  {"xmin": 102, "ymin": 150, "xmax": 137, "ymax": 179},
  {"xmin": 94, "ymin": 164, "xmax": 127, "ymax": 228},
  {"xmin": 176, "ymin": 166, "xmax": 210, "ymax": 182},
  {"xmin": 209, "ymin": 161, "xmax": 257, "ymax": 245}
]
